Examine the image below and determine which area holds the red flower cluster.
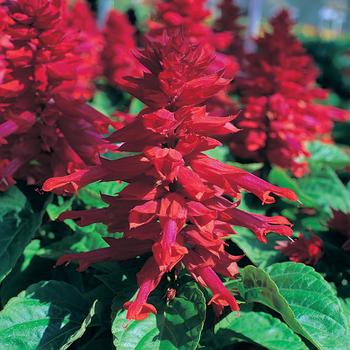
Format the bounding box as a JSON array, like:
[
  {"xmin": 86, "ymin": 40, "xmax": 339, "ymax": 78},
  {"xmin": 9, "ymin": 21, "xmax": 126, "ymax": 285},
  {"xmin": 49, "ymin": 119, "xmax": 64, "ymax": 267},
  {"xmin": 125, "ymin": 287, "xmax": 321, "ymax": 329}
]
[
  {"xmin": 64, "ymin": 0, "xmax": 104, "ymax": 99},
  {"xmin": 275, "ymin": 233, "xmax": 324, "ymax": 265},
  {"xmin": 148, "ymin": 0, "xmax": 238, "ymax": 117},
  {"xmin": 229, "ymin": 9, "xmax": 349, "ymax": 177},
  {"xmin": 102, "ymin": 9, "xmax": 141, "ymax": 87},
  {"xmin": 0, "ymin": 0, "xmax": 111, "ymax": 191},
  {"xmin": 148, "ymin": 0, "xmax": 228, "ymax": 50},
  {"xmin": 44, "ymin": 30, "xmax": 297, "ymax": 320},
  {"xmin": 214, "ymin": 0, "xmax": 244, "ymax": 60}
]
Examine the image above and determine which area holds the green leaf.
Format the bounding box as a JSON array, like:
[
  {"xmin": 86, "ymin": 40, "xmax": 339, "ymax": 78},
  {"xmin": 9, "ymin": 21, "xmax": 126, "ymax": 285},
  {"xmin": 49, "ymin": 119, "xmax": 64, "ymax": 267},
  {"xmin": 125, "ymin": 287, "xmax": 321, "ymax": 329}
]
[
  {"xmin": 241, "ymin": 263, "xmax": 350, "ymax": 350},
  {"xmin": 214, "ymin": 311, "xmax": 308, "ymax": 350},
  {"xmin": 307, "ymin": 141, "xmax": 350, "ymax": 170},
  {"xmin": 231, "ymin": 227, "xmax": 284, "ymax": 268},
  {"xmin": 89, "ymin": 90, "xmax": 115, "ymax": 116},
  {"xmin": 0, "ymin": 280, "xmax": 94, "ymax": 350},
  {"xmin": 129, "ymin": 98, "xmax": 145, "ymax": 115},
  {"xmin": 268, "ymin": 167, "xmax": 316, "ymax": 207},
  {"xmin": 204, "ymin": 146, "xmax": 230, "ymax": 162},
  {"xmin": 340, "ymin": 298, "xmax": 350, "ymax": 331},
  {"xmin": 112, "ymin": 280, "xmax": 206, "ymax": 350},
  {"xmin": 78, "ymin": 181, "xmax": 127, "ymax": 208},
  {"xmin": 0, "ymin": 240, "xmax": 52, "ymax": 306},
  {"xmin": 0, "ymin": 187, "xmax": 46, "ymax": 282},
  {"xmin": 298, "ymin": 165, "xmax": 350, "ymax": 214},
  {"xmin": 47, "ymin": 196, "xmax": 73, "ymax": 220}
]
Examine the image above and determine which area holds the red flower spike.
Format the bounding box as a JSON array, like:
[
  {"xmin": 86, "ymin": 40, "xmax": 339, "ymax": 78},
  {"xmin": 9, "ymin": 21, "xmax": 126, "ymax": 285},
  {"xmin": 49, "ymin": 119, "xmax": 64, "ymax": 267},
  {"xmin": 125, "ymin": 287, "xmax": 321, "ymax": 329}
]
[
  {"xmin": 44, "ymin": 29, "xmax": 297, "ymax": 320},
  {"xmin": 229, "ymin": 9, "xmax": 349, "ymax": 177},
  {"xmin": 214, "ymin": 0, "xmax": 245, "ymax": 60},
  {"xmin": 0, "ymin": 0, "xmax": 111, "ymax": 190},
  {"xmin": 102, "ymin": 9, "xmax": 141, "ymax": 87},
  {"xmin": 64, "ymin": 0, "xmax": 104, "ymax": 100},
  {"xmin": 275, "ymin": 233, "xmax": 324, "ymax": 265},
  {"xmin": 148, "ymin": 0, "xmax": 240, "ymax": 116}
]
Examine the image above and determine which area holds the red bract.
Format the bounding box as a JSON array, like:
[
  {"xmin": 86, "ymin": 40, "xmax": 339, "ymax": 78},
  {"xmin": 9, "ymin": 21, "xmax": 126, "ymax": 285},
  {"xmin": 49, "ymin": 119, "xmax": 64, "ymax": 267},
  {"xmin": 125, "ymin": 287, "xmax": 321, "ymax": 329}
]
[
  {"xmin": 43, "ymin": 30, "xmax": 297, "ymax": 320},
  {"xmin": 0, "ymin": 0, "xmax": 111, "ymax": 191},
  {"xmin": 275, "ymin": 233, "xmax": 324, "ymax": 265},
  {"xmin": 102, "ymin": 9, "xmax": 142, "ymax": 87},
  {"xmin": 229, "ymin": 9, "xmax": 349, "ymax": 177},
  {"xmin": 120, "ymin": 31, "xmax": 233, "ymax": 110}
]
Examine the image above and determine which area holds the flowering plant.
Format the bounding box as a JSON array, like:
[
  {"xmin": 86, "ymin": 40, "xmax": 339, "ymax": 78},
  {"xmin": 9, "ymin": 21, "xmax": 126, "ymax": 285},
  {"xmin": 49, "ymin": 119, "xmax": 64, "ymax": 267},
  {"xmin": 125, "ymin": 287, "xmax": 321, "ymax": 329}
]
[{"xmin": 0, "ymin": 2, "xmax": 349, "ymax": 350}]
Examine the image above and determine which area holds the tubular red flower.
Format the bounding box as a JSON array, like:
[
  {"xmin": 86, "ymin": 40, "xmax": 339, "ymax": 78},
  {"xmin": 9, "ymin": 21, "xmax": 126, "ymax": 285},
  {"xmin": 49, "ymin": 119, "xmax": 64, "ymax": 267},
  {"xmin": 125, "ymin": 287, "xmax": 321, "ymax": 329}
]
[
  {"xmin": 124, "ymin": 257, "xmax": 164, "ymax": 321},
  {"xmin": 222, "ymin": 208, "xmax": 293, "ymax": 243},
  {"xmin": 183, "ymin": 251, "xmax": 239, "ymax": 316},
  {"xmin": 44, "ymin": 29, "xmax": 297, "ymax": 319}
]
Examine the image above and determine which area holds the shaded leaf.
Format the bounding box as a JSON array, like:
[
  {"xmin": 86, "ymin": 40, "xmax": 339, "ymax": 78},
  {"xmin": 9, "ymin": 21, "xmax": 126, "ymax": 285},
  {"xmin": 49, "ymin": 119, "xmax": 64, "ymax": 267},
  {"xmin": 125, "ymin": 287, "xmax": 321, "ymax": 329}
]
[
  {"xmin": 214, "ymin": 311, "xmax": 308, "ymax": 350},
  {"xmin": 37, "ymin": 231, "xmax": 107, "ymax": 260},
  {"xmin": 0, "ymin": 187, "xmax": 46, "ymax": 282},
  {"xmin": 112, "ymin": 280, "xmax": 206, "ymax": 350},
  {"xmin": 0, "ymin": 280, "xmax": 94, "ymax": 349},
  {"xmin": 59, "ymin": 300, "xmax": 98, "ymax": 350}
]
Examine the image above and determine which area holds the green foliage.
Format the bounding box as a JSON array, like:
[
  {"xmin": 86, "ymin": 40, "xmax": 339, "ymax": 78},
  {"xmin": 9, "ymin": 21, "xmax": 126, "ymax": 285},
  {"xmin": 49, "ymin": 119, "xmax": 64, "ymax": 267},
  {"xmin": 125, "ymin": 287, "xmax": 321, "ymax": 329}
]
[
  {"xmin": 112, "ymin": 280, "xmax": 206, "ymax": 350},
  {"xmin": 298, "ymin": 165, "xmax": 350, "ymax": 215},
  {"xmin": 214, "ymin": 311, "xmax": 308, "ymax": 350},
  {"xmin": 240, "ymin": 263, "xmax": 350, "ymax": 350},
  {"xmin": 0, "ymin": 187, "xmax": 47, "ymax": 282},
  {"xmin": 0, "ymin": 281, "xmax": 96, "ymax": 349},
  {"xmin": 307, "ymin": 141, "xmax": 350, "ymax": 170}
]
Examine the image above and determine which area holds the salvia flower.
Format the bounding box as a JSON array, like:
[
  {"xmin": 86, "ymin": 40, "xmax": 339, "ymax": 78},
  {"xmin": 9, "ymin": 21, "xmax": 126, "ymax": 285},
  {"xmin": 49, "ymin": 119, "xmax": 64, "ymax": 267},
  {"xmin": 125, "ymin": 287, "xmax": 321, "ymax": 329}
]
[
  {"xmin": 275, "ymin": 233, "xmax": 324, "ymax": 265},
  {"xmin": 229, "ymin": 9, "xmax": 349, "ymax": 177},
  {"xmin": 148, "ymin": 0, "xmax": 228, "ymax": 50},
  {"xmin": 148, "ymin": 0, "xmax": 239, "ymax": 117},
  {"xmin": 43, "ymin": 30, "xmax": 297, "ymax": 320},
  {"xmin": 64, "ymin": 0, "xmax": 104, "ymax": 100},
  {"xmin": 102, "ymin": 9, "xmax": 142, "ymax": 87},
  {"xmin": 214, "ymin": 0, "xmax": 244, "ymax": 60},
  {"xmin": 0, "ymin": 0, "xmax": 112, "ymax": 190}
]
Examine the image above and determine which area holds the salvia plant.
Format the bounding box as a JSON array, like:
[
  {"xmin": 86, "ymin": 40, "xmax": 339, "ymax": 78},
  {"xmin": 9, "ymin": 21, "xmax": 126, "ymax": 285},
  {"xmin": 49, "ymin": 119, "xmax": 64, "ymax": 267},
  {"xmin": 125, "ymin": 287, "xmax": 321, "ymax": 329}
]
[{"xmin": 0, "ymin": 1, "xmax": 349, "ymax": 350}]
